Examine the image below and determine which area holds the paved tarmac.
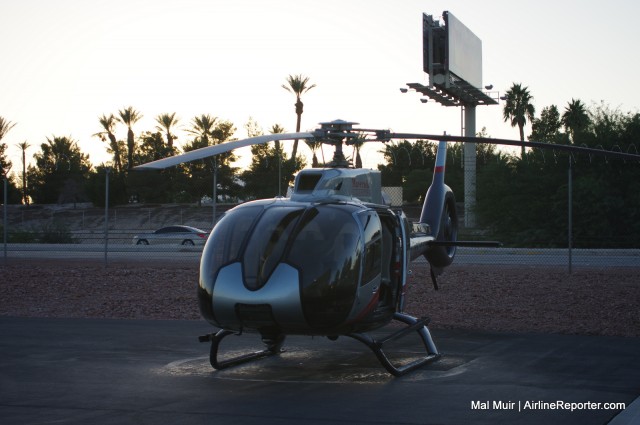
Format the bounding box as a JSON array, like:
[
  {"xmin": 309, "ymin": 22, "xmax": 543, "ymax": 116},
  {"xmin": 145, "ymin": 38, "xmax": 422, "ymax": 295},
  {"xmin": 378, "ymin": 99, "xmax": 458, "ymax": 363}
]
[{"xmin": 1, "ymin": 317, "xmax": 639, "ymax": 425}]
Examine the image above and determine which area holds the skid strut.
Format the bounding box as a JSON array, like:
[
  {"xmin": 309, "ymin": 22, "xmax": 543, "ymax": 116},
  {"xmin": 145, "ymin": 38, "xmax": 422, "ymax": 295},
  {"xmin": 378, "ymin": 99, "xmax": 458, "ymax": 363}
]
[
  {"xmin": 199, "ymin": 313, "xmax": 438, "ymax": 376},
  {"xmin": 347, "ymin": 312, "xmax": 440, "ymax": 376},
  {"xmin": 199, "ymin": 330, "xmax": 285, "ymax": 370}
]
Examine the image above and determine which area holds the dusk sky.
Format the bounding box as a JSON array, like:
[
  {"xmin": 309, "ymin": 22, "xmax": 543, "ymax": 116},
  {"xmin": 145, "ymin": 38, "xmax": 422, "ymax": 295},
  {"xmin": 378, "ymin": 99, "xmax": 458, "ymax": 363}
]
[{"xmin": 2, "ymin": 0, "xmax": 640, "ymax": 171}]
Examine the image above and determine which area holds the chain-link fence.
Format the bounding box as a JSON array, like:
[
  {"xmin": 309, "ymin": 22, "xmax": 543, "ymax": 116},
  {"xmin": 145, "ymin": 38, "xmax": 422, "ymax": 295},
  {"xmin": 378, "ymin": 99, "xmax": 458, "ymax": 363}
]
[
  {"xmin": 0, "ymin": 202, "xmax": 227, "ymax": 265},
  {"xmin": 0, "ymin": 174, "xmax": 640, "ymax": 272},
  {"xmin": 1, "ymin": 196, "xmax": 638, "ymax": 270}
]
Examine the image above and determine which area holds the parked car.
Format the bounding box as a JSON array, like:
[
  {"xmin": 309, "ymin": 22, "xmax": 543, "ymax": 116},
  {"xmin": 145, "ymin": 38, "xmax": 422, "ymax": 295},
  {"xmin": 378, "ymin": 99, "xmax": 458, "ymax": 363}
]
[{"xmin": 133, "ymin": 225, "xmax": 209, "ymax": 246}]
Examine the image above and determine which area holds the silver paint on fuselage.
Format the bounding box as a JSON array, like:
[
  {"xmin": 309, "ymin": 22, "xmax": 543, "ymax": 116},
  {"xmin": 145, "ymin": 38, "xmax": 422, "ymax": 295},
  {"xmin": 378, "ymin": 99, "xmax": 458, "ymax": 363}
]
[{"xmin": 211, "ymin": 262, "xmax": 305, "ymax": 332}]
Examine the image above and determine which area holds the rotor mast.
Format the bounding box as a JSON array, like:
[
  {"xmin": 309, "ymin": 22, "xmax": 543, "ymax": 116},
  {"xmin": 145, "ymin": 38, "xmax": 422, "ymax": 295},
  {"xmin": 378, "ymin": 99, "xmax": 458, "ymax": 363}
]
[{"xmin": 317, "ymin": 120, "xmax": 359, "ymax": 168}]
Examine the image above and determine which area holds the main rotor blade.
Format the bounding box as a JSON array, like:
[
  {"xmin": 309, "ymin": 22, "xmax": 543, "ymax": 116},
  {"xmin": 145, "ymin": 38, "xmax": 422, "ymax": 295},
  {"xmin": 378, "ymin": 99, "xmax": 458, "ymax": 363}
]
[
  {"xmin": 386, "ymin": 133, "xmax": 640, "ymax": 162},
  {"xmin": 134, "ymin": 132, "xmax": 316, "ymax": 170}
]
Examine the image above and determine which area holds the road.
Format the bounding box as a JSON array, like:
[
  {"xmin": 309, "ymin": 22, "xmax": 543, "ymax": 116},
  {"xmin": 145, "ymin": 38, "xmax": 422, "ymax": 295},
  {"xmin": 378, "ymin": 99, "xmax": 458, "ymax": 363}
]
[{"xmin": 3, "ymin": 243, "xmax": 639, "ymax": 267}]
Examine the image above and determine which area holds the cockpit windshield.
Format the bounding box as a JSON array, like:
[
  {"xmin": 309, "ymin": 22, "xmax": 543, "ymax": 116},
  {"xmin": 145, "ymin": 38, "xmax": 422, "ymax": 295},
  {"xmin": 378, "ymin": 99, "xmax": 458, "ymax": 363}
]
[
  {"xmin": 202, "ymin": 201, "xmax": 367, "ymax": 328},
  {"xmin": 243, "ymin": 206, "xmax": 304, "ymax": 290}
]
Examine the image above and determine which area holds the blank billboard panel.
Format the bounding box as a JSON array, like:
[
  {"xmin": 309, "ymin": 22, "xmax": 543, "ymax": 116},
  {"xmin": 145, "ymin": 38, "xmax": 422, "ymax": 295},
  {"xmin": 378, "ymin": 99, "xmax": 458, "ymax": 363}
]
[{"xmin": 445, "ymin": 11, "xmax": 482, "ymax": 88}]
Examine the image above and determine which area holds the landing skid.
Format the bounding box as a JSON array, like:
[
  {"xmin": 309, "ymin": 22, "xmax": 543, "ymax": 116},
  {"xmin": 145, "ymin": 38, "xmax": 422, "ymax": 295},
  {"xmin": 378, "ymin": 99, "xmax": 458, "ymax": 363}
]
[
  {"xmin": 198, "ymin": 330, "xmax": 285, "ymax": 370},
  {"xmin": 199, "ymin": 313, "xmax": 439, "ymax": 376},
  {"xmin": 347, "ymin": 313, "xmax": 440, "ymax": 376}
]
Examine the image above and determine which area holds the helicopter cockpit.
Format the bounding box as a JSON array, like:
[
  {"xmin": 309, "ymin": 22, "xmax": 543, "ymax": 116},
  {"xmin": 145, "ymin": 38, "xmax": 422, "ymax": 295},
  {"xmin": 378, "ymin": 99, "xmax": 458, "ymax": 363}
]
[{"xmin": 198, "ymin": 199, "xmax": 400, "ymax": 336}]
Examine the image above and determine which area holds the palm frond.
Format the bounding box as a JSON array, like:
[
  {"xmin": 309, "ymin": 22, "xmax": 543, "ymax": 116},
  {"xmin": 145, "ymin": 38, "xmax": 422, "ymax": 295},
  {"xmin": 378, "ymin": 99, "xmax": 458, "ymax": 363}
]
[{"xmin": 0, "ymin": 116, "xmax": 17, "ymax": 141}]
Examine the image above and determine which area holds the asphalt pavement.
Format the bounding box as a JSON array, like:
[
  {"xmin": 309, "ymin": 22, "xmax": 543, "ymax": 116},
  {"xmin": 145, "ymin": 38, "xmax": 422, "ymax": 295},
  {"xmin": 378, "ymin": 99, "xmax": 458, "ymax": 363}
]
[{"xmin": 1, "ymin": 317, "xmax": 639, "ymax": 425}]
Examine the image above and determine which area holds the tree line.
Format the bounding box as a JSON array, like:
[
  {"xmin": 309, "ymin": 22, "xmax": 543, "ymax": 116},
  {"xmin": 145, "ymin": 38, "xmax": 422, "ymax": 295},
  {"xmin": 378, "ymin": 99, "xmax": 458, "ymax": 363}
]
[
  {"xmin": 0, "ymin": 75, "xmax": 317, "ymax": 207},
  {"xmin": 380, "ymin": 84, "xmax": 640, "ymax": 248},
  {"xmin": 1, "ymin": 81, "xmax": 639, "ymax": 248}
]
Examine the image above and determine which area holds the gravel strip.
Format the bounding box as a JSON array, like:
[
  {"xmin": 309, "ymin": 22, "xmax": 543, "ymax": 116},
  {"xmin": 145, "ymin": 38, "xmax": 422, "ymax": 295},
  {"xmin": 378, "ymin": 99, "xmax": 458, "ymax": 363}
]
[{"xmin": 1, "ymin": 259, "xmax": 638, "ymax": 337}]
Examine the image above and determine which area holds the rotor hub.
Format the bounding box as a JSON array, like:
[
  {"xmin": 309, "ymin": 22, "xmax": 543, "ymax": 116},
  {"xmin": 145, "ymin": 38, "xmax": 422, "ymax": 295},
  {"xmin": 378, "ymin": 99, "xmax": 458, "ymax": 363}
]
[{"xmin": 315, "ymin": 120, "xmax": 361, "ymax": 168}]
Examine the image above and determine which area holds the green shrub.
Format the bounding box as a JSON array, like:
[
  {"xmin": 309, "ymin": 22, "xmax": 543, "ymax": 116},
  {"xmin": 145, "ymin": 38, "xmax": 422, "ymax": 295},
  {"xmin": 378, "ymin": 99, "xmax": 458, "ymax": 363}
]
[{"xmin": 38, "ymin": 221, "xmax": 76, "ymax": 244}]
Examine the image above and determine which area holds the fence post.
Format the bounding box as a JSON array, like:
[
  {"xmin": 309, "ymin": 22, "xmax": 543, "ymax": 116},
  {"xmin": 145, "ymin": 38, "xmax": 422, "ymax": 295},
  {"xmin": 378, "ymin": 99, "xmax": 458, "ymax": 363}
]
[
  {"xmin": 568, "ymin": 158, "xmax": 573, "ymax": 274},
  {"xmin": 104, "ymin": 168, "xmax": 110, "ymax": 267},
  {"xmin": 212, "ymin": 157, "xmax": 218, "ymax": 227},
  {"xmin": 3, "ymin": 176, "xmax": 7, "ymax": 263}
]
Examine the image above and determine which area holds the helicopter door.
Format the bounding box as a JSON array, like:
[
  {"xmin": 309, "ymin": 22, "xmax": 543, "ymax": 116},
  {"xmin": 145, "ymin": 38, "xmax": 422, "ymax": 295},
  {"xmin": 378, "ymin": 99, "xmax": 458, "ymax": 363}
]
[
  {"xmin": 342, "ymin": 209, "xmax": 400, "ymax": 328},
  {"xmin": 376, "ymin": 212, "xmax": 402, "ymax": 310}
]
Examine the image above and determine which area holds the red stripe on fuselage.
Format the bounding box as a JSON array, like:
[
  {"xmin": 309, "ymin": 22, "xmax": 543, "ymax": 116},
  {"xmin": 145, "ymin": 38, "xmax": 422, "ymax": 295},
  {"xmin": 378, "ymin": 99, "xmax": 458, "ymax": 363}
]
[{"xmin": 349, "ymin": 290, "xmax": 380, "ymax": 324}]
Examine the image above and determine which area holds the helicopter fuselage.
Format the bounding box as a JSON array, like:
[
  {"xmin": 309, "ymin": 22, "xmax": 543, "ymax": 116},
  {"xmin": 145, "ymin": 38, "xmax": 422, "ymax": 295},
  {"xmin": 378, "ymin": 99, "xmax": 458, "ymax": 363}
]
[{"xmin": 197, "ymin": 168, "xmax": 423, "ymax": 340}]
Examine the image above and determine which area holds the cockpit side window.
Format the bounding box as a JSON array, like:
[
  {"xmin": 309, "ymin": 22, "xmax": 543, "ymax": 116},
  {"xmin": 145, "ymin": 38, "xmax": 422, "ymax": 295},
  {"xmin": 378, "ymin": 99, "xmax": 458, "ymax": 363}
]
[{"xmin": 208, "ymin": 205, "xmax": 263, "ymax": 268}]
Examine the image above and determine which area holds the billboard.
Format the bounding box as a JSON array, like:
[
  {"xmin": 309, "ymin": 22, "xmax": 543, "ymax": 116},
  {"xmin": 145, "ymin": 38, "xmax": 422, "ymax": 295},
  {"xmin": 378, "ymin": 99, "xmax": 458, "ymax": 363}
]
[
  {"xmin": 445, "ymin": 12, "xmax": 482, "ymax": 89},
  {"xmin": 423, "ymin": 11, "xmax": 483, "ymax": 89}
]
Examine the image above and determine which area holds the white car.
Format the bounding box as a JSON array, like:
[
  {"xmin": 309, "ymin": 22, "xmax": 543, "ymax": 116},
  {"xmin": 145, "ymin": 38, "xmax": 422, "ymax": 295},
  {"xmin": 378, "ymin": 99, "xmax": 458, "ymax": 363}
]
[{"xmin": 133, "ymin": 225, "xmax": 209, "ymax": 246}]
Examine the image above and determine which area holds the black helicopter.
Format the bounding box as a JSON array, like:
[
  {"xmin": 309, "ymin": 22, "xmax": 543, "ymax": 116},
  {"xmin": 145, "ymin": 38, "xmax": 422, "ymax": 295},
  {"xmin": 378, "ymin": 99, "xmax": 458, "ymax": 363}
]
[{"xmin": 135, "ymin": 119, "xmax": 640, "ymax": 376}]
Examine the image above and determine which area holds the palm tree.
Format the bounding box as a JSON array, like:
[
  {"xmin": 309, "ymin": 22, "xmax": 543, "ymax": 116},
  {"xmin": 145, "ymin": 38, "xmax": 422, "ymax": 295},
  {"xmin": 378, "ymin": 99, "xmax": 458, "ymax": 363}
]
[
  {"xmin": 16, "ymin": 141, "xmax": 30, "ymax": 204},
  {"xmin": 299, "ymin": 120, "xmax": 322, "ymax": 167},
  {"xmin": 183, "ymin": 115, "xmax": 239, "ymax": 206},
  {"xmin": 562, "ymin": 98, "xmax": 590, "ymax": 143},
  {"xmin": 94, "ymin": 114, "xmax": 123, "ymax": 172},
  {"xmin": 0, "ymin": 116, "xmax": 16, "ymax": 142},
  {"xmin": 155, "ymin": 112, "xmax": 180, "ymax": 150},
  {"xmin": 282, "ymin": 74, "xmax": 316, "ymax": 160},
  {"xmin": 186, "ymin": 114, "xmax": 218, "ymax": 147},
  {"xmin": 352, "ymin": 133, "xmax": 366, "ymax": 168},
  {"xmin": 305, "ymin": 140, "xmax": 323, "ymax": 167},
  {"xmin": 118, "ymin": 106, "xmax": 143, "ymax": 169},
  {"xmin": 0, "ymin": 117, "xmax": 16, "ymax": 181},
  {"xmin": 502, "ymin": 83, "xmax": 535, "ymax": 157},
  {"xmin": 269, "ymin": 123, "xmax": 286, "ymax": 151}
]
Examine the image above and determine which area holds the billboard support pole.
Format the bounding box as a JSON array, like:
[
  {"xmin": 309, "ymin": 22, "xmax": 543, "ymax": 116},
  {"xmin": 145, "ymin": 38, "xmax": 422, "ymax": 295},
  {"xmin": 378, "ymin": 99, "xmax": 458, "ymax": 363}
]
[{"xmin": 463, "ymin": 105, "xmax": 477, "ymax": 228}]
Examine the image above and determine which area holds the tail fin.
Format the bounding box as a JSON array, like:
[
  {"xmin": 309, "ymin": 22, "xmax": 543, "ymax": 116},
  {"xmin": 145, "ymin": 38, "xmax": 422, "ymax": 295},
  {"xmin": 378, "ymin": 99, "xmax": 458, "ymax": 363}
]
[
  {"xmin": 420, "ymin": 141, "xmax": 448, "ymax": 235},
  {"xmin": 420, "ymin": 141, "xmax": 458, "ymax": 268}
]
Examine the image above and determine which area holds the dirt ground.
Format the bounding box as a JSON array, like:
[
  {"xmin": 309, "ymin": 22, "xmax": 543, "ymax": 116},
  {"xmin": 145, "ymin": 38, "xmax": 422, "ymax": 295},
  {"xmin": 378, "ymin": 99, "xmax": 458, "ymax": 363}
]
[{"xmin": 1, "ymin": 259, "xmax": 638, "ymax": 337}]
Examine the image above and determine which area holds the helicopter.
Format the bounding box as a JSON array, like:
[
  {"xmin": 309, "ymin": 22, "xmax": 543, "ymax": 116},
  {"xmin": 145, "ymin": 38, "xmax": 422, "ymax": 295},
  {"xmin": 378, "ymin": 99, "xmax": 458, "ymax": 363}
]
[{"xmin": 135, "ymin": 119, "xmax": 640, "ymax": 376}]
